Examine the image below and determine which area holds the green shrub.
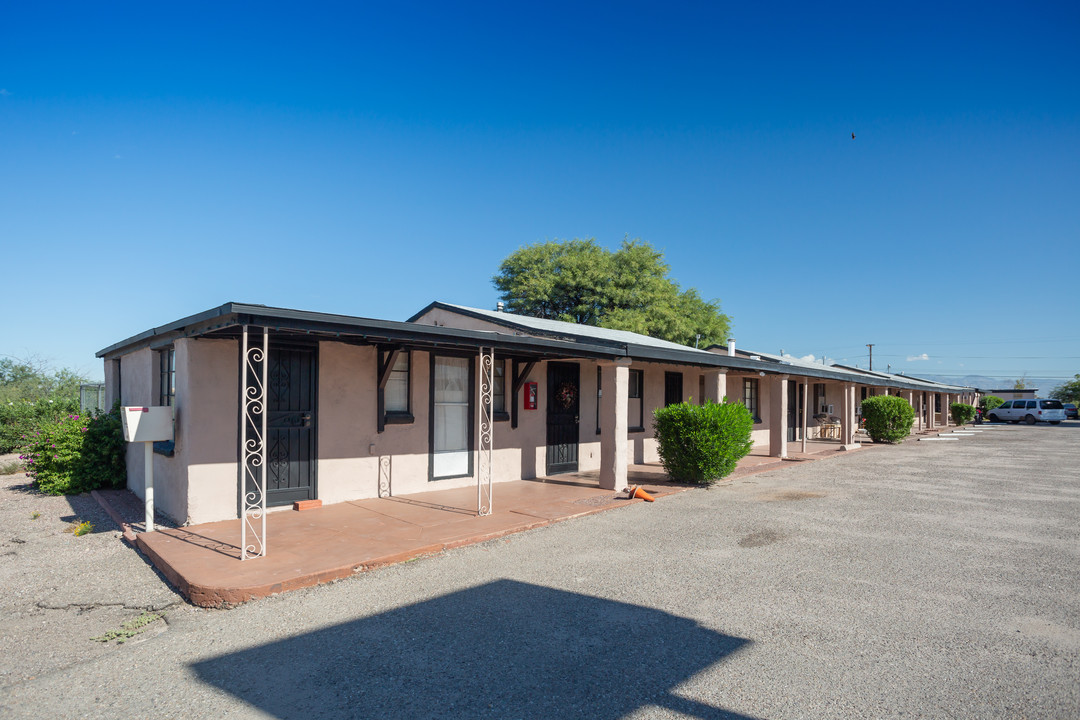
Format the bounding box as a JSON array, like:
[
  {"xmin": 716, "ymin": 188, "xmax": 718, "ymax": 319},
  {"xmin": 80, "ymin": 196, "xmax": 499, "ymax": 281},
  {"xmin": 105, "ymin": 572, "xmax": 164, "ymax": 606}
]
[
  {"xmin": 860, "ymin": 395, "xmax": 915, "ymax": 444},
  {"xmin": 950, "ymin": 402, "xmax": 976, "ymax": 426},
  {"xmin": 978, "ymin": 395, "xmax": 1004, "ymax": 414},
  {"xmin": 653, "ymin": 400, "xmax": 754, "ymax": 485},
  {"xmin": 19, "ymin": 401, "xmax": 126, "ymax": 495},
  {"xmin": 0, "ymin": 397, "xmax": 79, "ymax": 454}
]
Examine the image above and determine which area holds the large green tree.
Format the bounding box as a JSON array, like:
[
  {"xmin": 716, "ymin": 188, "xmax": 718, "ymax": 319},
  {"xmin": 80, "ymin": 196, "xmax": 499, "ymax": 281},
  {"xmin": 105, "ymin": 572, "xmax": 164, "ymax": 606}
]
[
  {"xmin": 1049, "ymin": 374, "xmax": 1080, "ymax": 404},
  {"xmin": 493, "ymin": 238, "xmax": 730, "ymax": 347}
]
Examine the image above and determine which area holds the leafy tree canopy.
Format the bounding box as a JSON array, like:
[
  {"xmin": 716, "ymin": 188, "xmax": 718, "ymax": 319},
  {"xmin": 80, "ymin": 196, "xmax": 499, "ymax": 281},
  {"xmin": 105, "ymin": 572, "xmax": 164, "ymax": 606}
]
[
  {"xmin": 493, "ymin": 238, "xmax": 730, "ymax": 347},
  {"xmin": 1049, "ymin": 374, "xmax": 1080, "ymax": 405},
  {"xmin": 0, "ymin": 356, "xmax": 86, "ymax": 404}
]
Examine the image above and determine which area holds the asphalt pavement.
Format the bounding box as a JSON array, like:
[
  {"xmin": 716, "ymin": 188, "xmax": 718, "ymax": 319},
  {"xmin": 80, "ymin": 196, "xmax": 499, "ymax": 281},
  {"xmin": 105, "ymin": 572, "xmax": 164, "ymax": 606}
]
[{"xmin": 0, "ymin": 423, "xmax": 1077, "ymax": 719}]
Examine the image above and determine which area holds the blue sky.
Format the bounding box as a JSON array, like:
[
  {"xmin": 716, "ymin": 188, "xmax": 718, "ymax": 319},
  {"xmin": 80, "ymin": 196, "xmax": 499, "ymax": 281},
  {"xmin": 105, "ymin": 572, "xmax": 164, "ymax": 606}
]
[{"xmin": 2, "ymin": 1, "xmax": 1078, "ymax": 385}]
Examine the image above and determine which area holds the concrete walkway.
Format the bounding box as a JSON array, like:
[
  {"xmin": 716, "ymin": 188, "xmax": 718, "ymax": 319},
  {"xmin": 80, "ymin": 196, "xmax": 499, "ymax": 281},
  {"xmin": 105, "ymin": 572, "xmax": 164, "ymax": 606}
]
[{"xmin": 95, "ymin": 439, "xmax": 887, "ymax": 607}]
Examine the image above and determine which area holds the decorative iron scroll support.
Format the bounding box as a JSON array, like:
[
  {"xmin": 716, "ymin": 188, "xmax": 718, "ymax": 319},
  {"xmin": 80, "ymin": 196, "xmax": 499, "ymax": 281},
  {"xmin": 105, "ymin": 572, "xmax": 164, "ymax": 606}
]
[
  {"xmin": 240, "ymin": 325, "xmax": 269, "ymax": 560},
  {"xmin": 378, "ymin": 456, "xmax": 391, "ymax": 498},
  {"xmin": 477, "ymin": 347, "xmax": 494, "ymax": 516}
]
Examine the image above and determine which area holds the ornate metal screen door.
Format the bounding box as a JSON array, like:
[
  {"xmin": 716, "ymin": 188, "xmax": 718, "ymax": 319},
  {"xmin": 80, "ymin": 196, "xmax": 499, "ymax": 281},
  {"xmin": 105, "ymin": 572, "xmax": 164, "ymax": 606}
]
[
  {"xmin": 546, "ymin": 362, "xmax": 580, "ymax": 474},
  {"xmin": 240, "ymin": 326, "xmax": 268, "ymax": 560},
  {"xmin": 477, "ymin": 347, "xmax": 493, "ymax": 516}
]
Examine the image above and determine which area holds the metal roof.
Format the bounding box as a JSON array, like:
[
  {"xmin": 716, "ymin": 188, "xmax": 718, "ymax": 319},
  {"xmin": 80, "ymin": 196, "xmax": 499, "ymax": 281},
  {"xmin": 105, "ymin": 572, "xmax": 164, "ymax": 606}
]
[
  {"xmin": 410, "ymin": 302, "xmax": 719, "ymax": 356},
  {"xmin": 96, "ymin": 301, "xmax": 975, "ymax": 393},
  {"xmin": 411, "ymin": 303, "xmax": 975, "ymax": 391}
]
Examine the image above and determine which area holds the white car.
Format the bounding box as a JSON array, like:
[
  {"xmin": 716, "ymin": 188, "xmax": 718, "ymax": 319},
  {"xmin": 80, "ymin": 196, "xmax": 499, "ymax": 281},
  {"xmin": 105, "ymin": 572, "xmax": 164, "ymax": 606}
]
[{"xmin": 987, "ymin": 399, "xmax": 1066, "ymax": 425}]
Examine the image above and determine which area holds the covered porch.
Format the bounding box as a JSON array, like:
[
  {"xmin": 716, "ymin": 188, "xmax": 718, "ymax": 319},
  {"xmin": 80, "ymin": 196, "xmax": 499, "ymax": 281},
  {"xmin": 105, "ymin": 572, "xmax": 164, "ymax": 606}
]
[{"xmin": 122, "ymin": 463, "xmax": 687, "ymax": 606}]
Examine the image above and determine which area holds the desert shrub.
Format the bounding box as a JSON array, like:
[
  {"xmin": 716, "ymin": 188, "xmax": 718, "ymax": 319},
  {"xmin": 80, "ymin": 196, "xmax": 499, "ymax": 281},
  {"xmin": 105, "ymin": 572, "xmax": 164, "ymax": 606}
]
[
  {"xmin": 653, "ymin": 400, "xmax": 754, "ymax": 485},
  {"xmin": 0, "ymin": 397, "xmax": 79, "ymax": 454},
  {"xmin": 861, "ymin": 395, "xmax": 915, "ymax": 444},
  {"xmin": 978, "ymin": 395, "xmax": 1004, "ymax": 414},
  {"xmin": 20, "ymin": 401, "xmax": 126, "ymax": 495},
  {"xmin": 950, "ymin": 402, "xmax": 976, "ymax": 426}
]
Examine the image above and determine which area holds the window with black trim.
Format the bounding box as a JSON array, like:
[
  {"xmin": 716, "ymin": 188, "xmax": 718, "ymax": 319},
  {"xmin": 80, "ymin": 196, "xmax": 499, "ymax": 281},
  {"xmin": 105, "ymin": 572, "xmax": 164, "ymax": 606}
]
[
  {"xmin": 813, "ymin": 383, "xmax": 826, "ymax": 414},
  {"xmin": 384, "ymin": 351, "xmax": 413, "ymax": 424},
  {"xmin": 493, "ymin": 360, "xmax": 509, "ymax": 421},
  {"xmin": 628, "ymin": 369, "xmax": 644, "ymax": 431},
  {"xmin": 158, "ymin": 348, "xmax": 175, "ymax": 407},
  {"xmin": 596, "ymin": 366, "xmax": 602, "ymax": 434},
  {"xmin": 743, "ymin": 378, "xmax": 760, "ymax": 423}
]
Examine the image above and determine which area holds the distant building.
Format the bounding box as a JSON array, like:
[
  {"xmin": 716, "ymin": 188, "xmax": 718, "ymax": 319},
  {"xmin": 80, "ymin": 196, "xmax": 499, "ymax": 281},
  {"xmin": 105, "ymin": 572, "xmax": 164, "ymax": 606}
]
[{"xmin": 987, "ymin": 388, "xmax": 1038, "ymax": 400}]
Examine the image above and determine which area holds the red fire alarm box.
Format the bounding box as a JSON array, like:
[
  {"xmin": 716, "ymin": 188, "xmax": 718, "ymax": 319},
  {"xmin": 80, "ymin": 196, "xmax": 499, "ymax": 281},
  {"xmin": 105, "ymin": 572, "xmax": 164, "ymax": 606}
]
[{"xmin": 524, "ymin": 381, "xmax": 538, "ymax": 409}]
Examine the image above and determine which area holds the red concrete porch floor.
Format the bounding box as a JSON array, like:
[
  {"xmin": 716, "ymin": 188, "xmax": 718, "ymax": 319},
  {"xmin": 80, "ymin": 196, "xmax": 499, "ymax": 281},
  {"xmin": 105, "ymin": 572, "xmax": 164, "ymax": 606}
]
[
  {"xmin": 101, "ymin": 441, "xmax": 881, "ymax": 607},
  {"xmin": 124, "ymin": 465, "xmax": 688, "ymax": 607}
]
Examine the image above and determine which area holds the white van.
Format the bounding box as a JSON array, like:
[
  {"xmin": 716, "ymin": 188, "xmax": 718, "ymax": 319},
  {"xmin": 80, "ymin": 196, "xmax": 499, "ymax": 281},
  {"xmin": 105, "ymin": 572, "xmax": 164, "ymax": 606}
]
[{"xmin": 987, "ymin": 399, "xmax": 1066, "ymax": 425}]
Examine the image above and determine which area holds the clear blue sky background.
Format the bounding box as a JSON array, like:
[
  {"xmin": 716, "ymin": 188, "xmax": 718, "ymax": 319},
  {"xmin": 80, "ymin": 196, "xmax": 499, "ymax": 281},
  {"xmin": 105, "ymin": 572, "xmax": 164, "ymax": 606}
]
[{"xmin": 3, "ymin": 1, "xmax": 1078, "ymax": 386}]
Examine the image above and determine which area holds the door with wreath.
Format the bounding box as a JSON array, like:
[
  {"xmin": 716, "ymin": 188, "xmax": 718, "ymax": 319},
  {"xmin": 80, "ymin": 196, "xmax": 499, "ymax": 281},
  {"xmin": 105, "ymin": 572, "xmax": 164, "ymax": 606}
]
[{"xmin": 545, "ymin": 362, "xmax": 580, "ymax": 474}]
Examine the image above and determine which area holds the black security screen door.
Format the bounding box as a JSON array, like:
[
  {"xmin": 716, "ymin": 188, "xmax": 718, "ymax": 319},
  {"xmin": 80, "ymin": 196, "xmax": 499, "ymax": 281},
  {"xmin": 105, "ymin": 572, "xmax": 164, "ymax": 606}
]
[
  {"xmin": 259, "ymin": 346, "xmax": 316, "ymax": 506},
  {"xmin": 787, "ymin": 380, "xmax": 802, "ymax": 442},
  {"xmin": 664, "ymin": 372, "xmax": 683, "ymax": 406},
  {"xmin": 546, "ymin": 362, "xmax": 580, "ymax": 475}
]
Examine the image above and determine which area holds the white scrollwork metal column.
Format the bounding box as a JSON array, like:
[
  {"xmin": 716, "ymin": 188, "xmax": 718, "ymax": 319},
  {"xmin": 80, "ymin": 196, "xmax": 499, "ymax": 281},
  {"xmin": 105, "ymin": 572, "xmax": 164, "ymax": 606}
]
[
  {"xmin": 477, "ymin": 347, "xmax": 493, "ymax": 516},
  {"xmin": 240, "ymin": 325, "xmax": 269, "ymax": 560}
]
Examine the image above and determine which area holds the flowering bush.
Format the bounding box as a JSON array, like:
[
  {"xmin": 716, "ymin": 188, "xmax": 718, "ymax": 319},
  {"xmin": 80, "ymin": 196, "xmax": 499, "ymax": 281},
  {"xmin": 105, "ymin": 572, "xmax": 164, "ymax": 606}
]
[{"xmin": 20, "ymin": 402, "xmax": 126, "ymax": 495}]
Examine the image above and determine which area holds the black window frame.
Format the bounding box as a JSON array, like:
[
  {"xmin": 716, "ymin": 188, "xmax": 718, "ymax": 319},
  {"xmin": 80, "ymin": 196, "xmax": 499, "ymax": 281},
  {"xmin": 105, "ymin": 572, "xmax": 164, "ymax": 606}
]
[
  {"xmin": 596, "ymin": 365, "xmax": 602, "ymax": 435},
  {"xmin": 158, "ymin": 347, "xmax": 175, "ymax": 407},
  {"xmin": 381, "ymin": 350, "xmax": 414, "ymax": 426},
  {"xmin": 743, "ymin": 377, "xmax": 761, "ymax": 423},
  {"xmin": 628, "ymin": 368, "xmax": 645, "ymax": 432},
  {"xmin": 492, "ymin": 358, "xmax": 509, "ymax": 422}
]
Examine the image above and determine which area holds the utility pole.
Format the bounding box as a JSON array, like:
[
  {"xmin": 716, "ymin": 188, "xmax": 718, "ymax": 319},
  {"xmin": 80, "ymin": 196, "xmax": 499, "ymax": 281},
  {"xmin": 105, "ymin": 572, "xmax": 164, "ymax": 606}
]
[{"xmin": 866, "ymin": 344, "xmax": 874, "ymax": 371}]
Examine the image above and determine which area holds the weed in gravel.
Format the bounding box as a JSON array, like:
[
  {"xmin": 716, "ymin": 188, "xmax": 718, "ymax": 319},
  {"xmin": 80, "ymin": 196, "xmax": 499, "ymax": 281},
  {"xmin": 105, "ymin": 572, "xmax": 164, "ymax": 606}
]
[
  {"xmin": 64, "ymin": 519, "xmax": 94, "ymax": 536},
  {"xmin": 0, "ymin": 459, "xmax": 24, "ymax": 475},
  {"xmin": 92, "ymin": 612, "xmax": 163, "ymax": 644},
  {"xmin": 30, "ymin": 511, "xmax": 40, "ymax": 520}
]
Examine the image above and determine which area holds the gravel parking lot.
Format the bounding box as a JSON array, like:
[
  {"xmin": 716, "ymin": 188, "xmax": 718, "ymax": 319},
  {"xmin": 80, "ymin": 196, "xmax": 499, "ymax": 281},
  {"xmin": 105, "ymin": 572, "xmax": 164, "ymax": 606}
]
[{"xmin": 1, "ymin": 423, "xmax": 1077, "ymax": 719}]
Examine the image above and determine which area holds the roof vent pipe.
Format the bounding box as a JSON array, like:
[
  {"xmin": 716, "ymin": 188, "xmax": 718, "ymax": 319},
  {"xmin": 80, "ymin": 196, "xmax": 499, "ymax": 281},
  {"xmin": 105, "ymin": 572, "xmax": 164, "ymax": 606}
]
[
  {"xmin": 496, "ymin": 301, "xmax": 504, "ymax": 312},
  {"xmin": 727, "ymin": 338, "xmax": 736, "ymax": 357}
]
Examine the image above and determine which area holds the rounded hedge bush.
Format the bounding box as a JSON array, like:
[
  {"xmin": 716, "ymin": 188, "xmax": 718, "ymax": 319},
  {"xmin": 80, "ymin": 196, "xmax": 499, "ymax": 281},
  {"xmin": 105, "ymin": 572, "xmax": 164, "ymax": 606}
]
[
  {"xmin": 860, "ymin": 395, "xmax": 914, "ymax": 444},
  {"xmin": 950, "ymin": 402, "xmax": 976, "ymax": 426},
  {"xmin": 978, "ymin": 395, "xmax": 1004, "ymax": 414},
  {"xmin": 653, "ymin": 400, "xmax": 754, "ymax": 485}
]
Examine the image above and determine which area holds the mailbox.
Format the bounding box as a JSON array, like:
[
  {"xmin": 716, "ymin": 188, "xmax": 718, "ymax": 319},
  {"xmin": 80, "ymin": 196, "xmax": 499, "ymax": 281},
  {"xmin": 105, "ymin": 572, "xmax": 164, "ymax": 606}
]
[
  {"xmin": 524, "ymin": 382, "xmax": 538, "ymax": 410},
  {"xmin": 121, "ymin": 406, "xmax": 175, "ymax": 443}
]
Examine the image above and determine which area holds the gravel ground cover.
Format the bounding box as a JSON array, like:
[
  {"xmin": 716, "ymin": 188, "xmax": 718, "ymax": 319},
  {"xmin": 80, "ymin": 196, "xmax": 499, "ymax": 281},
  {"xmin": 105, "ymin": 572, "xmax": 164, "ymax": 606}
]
[{"xmin": 0, "ymin": 424, "xmax": 1077, "ymax": 719}]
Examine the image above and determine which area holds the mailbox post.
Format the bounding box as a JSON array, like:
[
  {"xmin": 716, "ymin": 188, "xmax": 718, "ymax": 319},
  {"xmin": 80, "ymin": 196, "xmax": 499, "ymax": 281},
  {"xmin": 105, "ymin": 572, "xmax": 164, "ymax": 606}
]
[{"xmin": 121, "ymin": 406, "xmax": 175, "ymax": 532}]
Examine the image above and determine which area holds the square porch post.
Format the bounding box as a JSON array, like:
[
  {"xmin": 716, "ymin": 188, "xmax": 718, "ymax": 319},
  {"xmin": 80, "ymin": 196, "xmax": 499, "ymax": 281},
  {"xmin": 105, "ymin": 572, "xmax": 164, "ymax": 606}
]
[
  {"xmin": 840, "ymin": 382, "xmax": 859, "ymax": 448},
  {"xmin": 941, "ymin": 392, "xmax": 950, "ymax": 427},
  {"xmin": 801, "ymin": 380, "xmax": 809, "ymax": 454},
  {"xmin": 598, "ymin": 358, "xmax": 632, "ymax": 491},
  {"xmin": 703, "ymin": 368, "xmax": 727, "ymax": 403},
  {"xmin": 905, "ymin": 391, "xmax": 915, "ymax": 435},
  {"xmin": 769, "ymin": 374, "xmax": 789, "ymax": 458},
  {"xmin": 928, "ymin": 394, "xmax": 936, "ymax": 430}
]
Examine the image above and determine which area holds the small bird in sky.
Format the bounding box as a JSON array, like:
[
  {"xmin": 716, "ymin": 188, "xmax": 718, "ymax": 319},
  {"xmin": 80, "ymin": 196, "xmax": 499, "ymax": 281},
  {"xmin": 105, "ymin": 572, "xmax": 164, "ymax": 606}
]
[{"xmin": 851, "ymin": 132, "xmax": 856, "ymax": 139}]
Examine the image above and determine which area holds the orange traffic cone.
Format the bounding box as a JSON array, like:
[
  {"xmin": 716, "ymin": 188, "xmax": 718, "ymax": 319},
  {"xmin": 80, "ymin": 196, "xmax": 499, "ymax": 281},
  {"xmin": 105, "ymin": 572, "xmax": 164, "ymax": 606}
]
[{"xmin": 627, "ymin": 485, "xmax": 655, "ymax": 502}]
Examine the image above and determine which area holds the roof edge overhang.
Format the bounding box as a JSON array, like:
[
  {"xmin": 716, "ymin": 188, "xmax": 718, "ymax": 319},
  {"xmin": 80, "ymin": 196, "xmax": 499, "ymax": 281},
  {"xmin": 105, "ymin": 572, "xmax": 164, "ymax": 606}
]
[{"xmin": 97, "ymin": 302, "xmax": 638, "ymax": 361}]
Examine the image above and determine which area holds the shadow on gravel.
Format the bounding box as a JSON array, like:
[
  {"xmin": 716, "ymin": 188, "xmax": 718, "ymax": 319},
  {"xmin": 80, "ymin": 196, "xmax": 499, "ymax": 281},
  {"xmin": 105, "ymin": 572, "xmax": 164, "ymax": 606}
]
[{"xmin": 191, "ymin": 579, "xmax": 756, "ymax": 719}]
